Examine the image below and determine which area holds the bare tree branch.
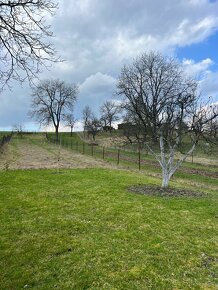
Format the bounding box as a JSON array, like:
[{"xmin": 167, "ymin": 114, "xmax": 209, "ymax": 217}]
[
  {"xmin": 0, "ymin": 0, "xmax": 59, "ymax": 90},
  {"xmin": 100, "ymin": 100, "xmax": 120, "ymax": 133}
]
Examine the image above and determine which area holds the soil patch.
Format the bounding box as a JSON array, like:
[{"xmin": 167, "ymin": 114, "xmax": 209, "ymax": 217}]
[{"xmin": 129, "ymin": 185, "xmax": 206, "ymax": 197}]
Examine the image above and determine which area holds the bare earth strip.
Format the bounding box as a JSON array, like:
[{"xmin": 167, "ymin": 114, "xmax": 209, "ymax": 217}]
[{"xmin": 0, "ymin": 135, "xmax": 116, "ymax": 170}]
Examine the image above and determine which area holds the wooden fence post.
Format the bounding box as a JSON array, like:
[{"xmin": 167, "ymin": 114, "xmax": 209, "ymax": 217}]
[
  {"xmin": 117, "ymin": 149, "xmax": 120, "ymax": 165},
  {"xmin": 91, "ymin": 144, "xmax": 94, "ymax": 156},
  {"xmin": 138, "ymin": 148, "xmax": 141, "ymax": 170}
]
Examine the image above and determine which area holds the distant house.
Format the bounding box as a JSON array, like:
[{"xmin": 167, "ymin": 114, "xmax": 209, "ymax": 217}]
[
  {"xmin": 117, "ymin": 122, "xmax": 133, "ymax": 130},
  {"xmin": 103, "ymin": 125, "xmax": 114, "ymax": 132},
  {"xmin": 118, "ymin": 122, "xmax": 145, "ymax": 139}
]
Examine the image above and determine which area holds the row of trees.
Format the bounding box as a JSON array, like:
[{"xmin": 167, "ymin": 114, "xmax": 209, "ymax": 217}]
[
  {"xmin": 29, "ymin": 81, "xmax": 121, "ymax": 142},
  {"xmin": 28, "ymin": 52, "xmax": 217, "ymax": 189},
  {"xmin": 18, "ymin": 51, "xmax": 216, "ymax": 188},
  {"xmin": 82, "ymin": 101, "xmax": 120, "ymax": 140}
]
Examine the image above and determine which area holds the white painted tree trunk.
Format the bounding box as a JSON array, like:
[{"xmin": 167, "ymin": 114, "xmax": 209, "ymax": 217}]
[
  {"xmin": 162, "ymin": 170, "xmax": 171, "ymax": 189},
  {"xmin": 145, "ymin": 136, "xmax": 196, "ymax": 189}
]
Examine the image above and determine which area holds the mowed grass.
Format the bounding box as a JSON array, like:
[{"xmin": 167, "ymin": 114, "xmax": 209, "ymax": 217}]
[{"xmin": 0, "ymin": 168, "xmax": 217, "ymax": 289}]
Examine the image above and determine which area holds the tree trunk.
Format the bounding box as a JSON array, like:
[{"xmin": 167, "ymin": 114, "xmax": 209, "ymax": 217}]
[
  {"xmin": 145, "ymin": 135, "xmax": 196, "ymax": 189},
  {"xmin": 55, "ymin": 126, "xmax": 59, "ymax": 143},
  {"xmin": 162, "ymin": 171, "xmax": 170, "ymax": 189}
]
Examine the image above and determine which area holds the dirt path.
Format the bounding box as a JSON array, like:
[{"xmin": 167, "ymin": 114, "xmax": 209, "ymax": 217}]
[{"xmin": 0, "ymin": 135, "xmax": 116, "ymax": 170}]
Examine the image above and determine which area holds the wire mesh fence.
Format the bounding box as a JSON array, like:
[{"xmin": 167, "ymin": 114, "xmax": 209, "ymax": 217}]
[
  {"xmin": 0, "ymin": 133, "xmax": 13, "ymax": 149},
  {"xmin": 46, "ymin": 134, "xmax": 158, "ymax": 171}
]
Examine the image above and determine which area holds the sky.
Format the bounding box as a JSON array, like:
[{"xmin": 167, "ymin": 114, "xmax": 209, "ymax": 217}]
[{"xmin": 0, "ymin": 0, "xmax": 218, "ymax": 131}]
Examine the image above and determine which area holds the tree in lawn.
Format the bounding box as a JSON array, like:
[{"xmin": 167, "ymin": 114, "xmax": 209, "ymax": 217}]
[
  {"xmin": 116, "ymin": 51, "xmax": 218, "ymax": 188},
  {"xmin": 30, "ymin": 79, "xmax": 78, "ymax": 142},
  {"xmin": 0, "ymin": 0, "xmax": 58, "ymax": 90},
  {"xmin": 100, "ymin": 100, "xmax": 120, "ymax": 133},
  {"xmin": 64, "ymin": 114, "xmax": 76, "ymax": 137}
]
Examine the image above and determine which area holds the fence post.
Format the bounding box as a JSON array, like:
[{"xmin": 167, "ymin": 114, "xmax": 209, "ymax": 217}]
[
  {"xmin": 91, "ymin": 144, "xmax": 94, "ymax": 156},
  {"xmin": 117, "ymin": 149, "xmax": 120, "ymax": 165},
  {"xmin": 71, "ymin": 140, "xmax": 72, "ymax": 150},
  {"xmin": 103, "ymin": 147, "xmax": 105, "ymax": 159},
  {"xmin": 138, "ymin": 148, "xmax": 141, "ymax": 170},
  {"xmin": 83, "ymin": 142, "xmax": 85, "ymax": 154}
]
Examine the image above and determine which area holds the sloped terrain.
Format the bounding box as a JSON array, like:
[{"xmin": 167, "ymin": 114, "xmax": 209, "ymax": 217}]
[{"xmin": 0, "ymin": 134, "xmax": 116, "ymax": 170}]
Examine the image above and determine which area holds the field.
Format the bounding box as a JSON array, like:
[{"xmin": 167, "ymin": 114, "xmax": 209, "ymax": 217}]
[{"xmin": 0, "ymin": 133, "xmax": 218, "ymax": 289}]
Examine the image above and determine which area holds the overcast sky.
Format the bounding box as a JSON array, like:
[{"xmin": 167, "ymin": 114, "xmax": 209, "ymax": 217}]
[{"xmin": 1, "ymin": 0, "xmax": 218, "ymax": 131}]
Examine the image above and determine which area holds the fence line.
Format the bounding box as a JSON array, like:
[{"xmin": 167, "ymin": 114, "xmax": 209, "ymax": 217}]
[
  {"xmin": 46, "ymin": 135, "xmax": 147, "ymax": 171},
  {"xmin": 0, "ymin": 133, "xmax": 13, "ymax": 149}
]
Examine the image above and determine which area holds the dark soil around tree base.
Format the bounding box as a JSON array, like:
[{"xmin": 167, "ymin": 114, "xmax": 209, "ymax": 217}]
[{"xmin": 128, "ymin": 185, "xmax": 206, "ymax": 197}]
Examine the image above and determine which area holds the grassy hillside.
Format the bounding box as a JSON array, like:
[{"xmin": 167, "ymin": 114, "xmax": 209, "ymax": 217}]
[
  {"xmin": 50, "ymin": 131, "xmax": 218, "ymax": 165},
  {"xmin": 46, "ymin": 133, "xmax": 218, "ymax": 182}
]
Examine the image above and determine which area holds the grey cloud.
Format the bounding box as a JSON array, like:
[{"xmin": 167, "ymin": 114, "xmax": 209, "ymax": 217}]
[
  {"xmin": 0, "ymin": 84, "xmax": 32, "ymax": 128},
  {"xmin": 50, "ymin": 0, "xmax": 218, "ymax": 83},
  {"xmin": 76, "ymin": 72, "xmax": 116, "ymax": 116}
]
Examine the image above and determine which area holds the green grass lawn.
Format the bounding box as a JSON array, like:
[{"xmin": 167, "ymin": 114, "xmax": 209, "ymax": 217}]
[{"xmin": 0, "ymin": 168, "xmax": 217, "ymax": 289}]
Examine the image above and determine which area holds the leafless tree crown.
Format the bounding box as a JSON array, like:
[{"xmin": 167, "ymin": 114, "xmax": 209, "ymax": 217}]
[
  {"xmin": 30, "ymin": 79, "xmax": 78, "ymax": 140},
  {"xmin": 65, "ymin": 114, "xmax": 76, "ymax": 136},
  {"xmin": 0, "ymin": 0, "xmax": 58, "ymax": 90},
  {"xmin": 82, "ymin": 105, "xmax": 93, "ymax": 130},
  {"xmin": 100, "ymin": 100, "xmax": 120, "ymax": 131},
  {"xmin": 117, "ymin": 51, "xmax": 198, "ymax": 143}
]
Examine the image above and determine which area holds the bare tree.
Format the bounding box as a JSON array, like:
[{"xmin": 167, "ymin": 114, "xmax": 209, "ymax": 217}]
[
  {"xmin": 30, "ymin": 79, "xmax": 78, "ymax": 141},
  {"xmin": 200, "ymin": 102, "xmax": 218, "ymax": 141},
  {"xmin": 82, "ymin": 105, "xmax": 93, "ymax": 132},
  {"xmin": 117, "ymin": 52, "xmax": 197, "ymax": 143},
  {"xmin": 0, "ymin": 0, "xmax": 58, "ymax": 90},
  {"xmin": 116, "ymin": 51, "xmax": 217, "ymax": 188},
  {"xmin": 13, "ymin": 124, "xmax": 24, "ymax": 138},
  {"xmin": 65, "ymin": 114, "xmax": 76, "ymax": 136},
  {"xmin": 100, "ymin": 100, "xmax": 120, "ymax": 133},
  {"xmin": 86, "ymin": 117, "xmax": 102, "ymax": 141}
]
